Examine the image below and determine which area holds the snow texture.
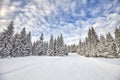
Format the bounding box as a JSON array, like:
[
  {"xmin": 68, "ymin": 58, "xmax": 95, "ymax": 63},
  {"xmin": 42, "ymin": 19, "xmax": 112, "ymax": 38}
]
[{"xmin": 0, "ymin": 53, "xmax": 120, "ymax": 80}]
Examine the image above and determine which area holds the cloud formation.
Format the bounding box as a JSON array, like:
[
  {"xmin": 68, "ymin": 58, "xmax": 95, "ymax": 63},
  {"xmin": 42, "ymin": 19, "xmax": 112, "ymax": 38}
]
[{"xmin": 0, "ymin": 0, "xmax": 120, "ymax": 45}]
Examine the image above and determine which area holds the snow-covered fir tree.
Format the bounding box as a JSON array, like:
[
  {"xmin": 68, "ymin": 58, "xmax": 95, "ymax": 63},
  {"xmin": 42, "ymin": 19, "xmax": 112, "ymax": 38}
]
[
  {"xmin": 0, "ymin": 21, "xmax": 14, "ymax": 58},
  {"xmin": 115, "ymin": 27, "xmax": 120, "ymax": 54},
  {"xmin": 54, "ymin": 38, "xmax": 57, "ymax": 55},
  {"xmin": 47, "ymin": 34, "xmax": 54, "ymax": 56},
  {"xmin": 32, "ymin": 33, "xmax": 46, "ymax": 56},
  {"xmin": 24, "ymin": 31, "xmax": 32, "ymax": 56},
  {"xmin": 17, "ymin": 27, "xmax": 27, "ymax": 57},
  {"xmin": 43, "ymin": 41, "xmax": 48, "ymax": 55},
  {"xmin": 39, "ymin": 33, "xmax": 46, "ymax": 55},
  {"xmin": 11, "ymin": 33, "xmax": 22, "ymax": 57},
  {"xmin": 32, "ymin": 41, "xmax": 39, "ymax": 55},
  {"xmin": 97, "ymin": 34, "xmax": 107, "ymax": 57}
]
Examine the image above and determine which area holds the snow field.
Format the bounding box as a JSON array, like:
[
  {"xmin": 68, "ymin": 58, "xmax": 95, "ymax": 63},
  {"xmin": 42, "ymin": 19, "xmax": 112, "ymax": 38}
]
[{"xmin": 0, "ymin": 53, "xmax": 120, "ymax": 80}]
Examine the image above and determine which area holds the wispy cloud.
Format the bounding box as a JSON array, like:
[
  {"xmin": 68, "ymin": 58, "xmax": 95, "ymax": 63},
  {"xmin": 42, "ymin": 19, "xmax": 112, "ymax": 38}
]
[{"xmin": 0, "ymin": 0, "xmax": 120, "ymax": 45}]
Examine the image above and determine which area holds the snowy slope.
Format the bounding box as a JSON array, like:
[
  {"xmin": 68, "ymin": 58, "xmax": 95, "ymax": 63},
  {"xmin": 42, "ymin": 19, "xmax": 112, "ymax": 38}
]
[{"xmin": 0, "ymin": 53, "xmax": 120, "ymax": 80}]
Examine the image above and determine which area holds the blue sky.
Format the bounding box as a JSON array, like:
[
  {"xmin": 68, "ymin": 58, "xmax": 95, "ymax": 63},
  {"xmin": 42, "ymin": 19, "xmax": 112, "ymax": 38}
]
[{"xmin": 0, "ymin": 0, "xmax": 120, "ymax": 45}]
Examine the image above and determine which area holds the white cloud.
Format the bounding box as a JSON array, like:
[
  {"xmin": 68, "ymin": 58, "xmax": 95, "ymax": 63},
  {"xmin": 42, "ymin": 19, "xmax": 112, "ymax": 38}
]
[
  {"xmin": 70, "ymin": 1, "xmax": 76, "ymax": 13},
  {"xmin": 0, "ymin": 0, "xmax": 21, "ymax": 18},
  {"xmin": 0, "ymin": 0, "xmax": 120, "ymax": 45}
]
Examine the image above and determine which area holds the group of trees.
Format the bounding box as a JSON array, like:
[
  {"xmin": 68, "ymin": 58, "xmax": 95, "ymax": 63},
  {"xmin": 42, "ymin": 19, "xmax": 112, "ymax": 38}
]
[
  {"xmin": 0, "ymin": 21, "xmax": 32, "ymax": 58},
  {"xmin": 77, "ymin": 27, "xmax": 120, "ymax": 58},
  {"xmin": 0, "ymin": 21, "xmax": 120, "ymax": 58},
  {"xmin": 47, "ymin": 34, "xmax": 68, "ymax": 56},
  {"xmin": 32, "ymin": 34, "xmax": 68, "ymax": 56},
  {"xmin": 67, "ymin": 44, "xmax": 78, "ymax": 53},
  {"xmin": 0, "ymin": 21, "xmax": 68, "ymax": 58}
]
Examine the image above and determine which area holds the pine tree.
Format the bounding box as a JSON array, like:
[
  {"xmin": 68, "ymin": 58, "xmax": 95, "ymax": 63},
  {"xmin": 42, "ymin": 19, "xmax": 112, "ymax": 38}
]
[
  {"xmin": 43, "ymin": 41, "xmax": 48, "ymax": 55},
  {"xmin": 19, "ymin": 27, "xmax": 27, "ymax": 56},
  {"xmin": 77, "ymin": 39, "xmax": 82, "ymax": 55},
  {"xmin": 11, "ymin": 33, "xmax": 21, "ymax": 57},
  {"xmin": 63, "ymin": 44, "xmax": 68, "ymax": 55},
  {"xmin": 32, "ymin": 41, "xmax": 39, "ymax": 55},
  {"xmin": 39, "ymin": 32, "xmax": 45, "ymax": 55},
  {"xmin": 24, "ymin": 31, "xmax": 32, "ymax": 56},
  {"xmin": 47, "ymin": 34, "xmax": 54, "ymax": 56},
  {"xmin": 20, "ymin": 27, "xmax": 26, "ymax": 40},
  {"xmin": 106, "ymin": 32, "xmax": 114, "ymax": 42},
  {"xmin": 97, "ymin": 34, "xmax": 107, "ymax": 57},
  {"xmin": 0, "ymin": 21, "xmax": 14, "ymax": 58},
  {"xmin": 106, "ymin": 32, "xmax": 116, "ymax": 57},
  {"xmin": 54, "ymin": 38, "xmax": 57, "ymax": 55},
  {"xmin": 111, "ymin": 43, "xmax": 117, "ymax": 56},
  {"xmin": 91, "ymin": 27, "xmax": 99, "ymax": 48},
  {"xmin": 115, "ymin": 27, "xmax": 120, "ymax": 53},
  {"xmin": 57, "ymin": 34, "xmax": 66, "ymax": 56},
  {"xmin": 0, "ymin": 32, "xmax": 4, "ymax": 58},
  {"xmin": 32, "ymin": 33, "xmax": 45, "ymax": 56},
  {"xmin": 87, "ymin": 27, "xmax": 99, "ymax": 57}
]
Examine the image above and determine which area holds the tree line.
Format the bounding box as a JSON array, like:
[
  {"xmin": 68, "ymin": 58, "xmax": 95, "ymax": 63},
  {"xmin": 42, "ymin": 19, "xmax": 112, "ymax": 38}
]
[
  {"xmin": 77, "ymin": 27, "xmax": 120, "ymax": 58},
  {"xmin": 0, "ymin": 21, "xmax": 120, "ymax": 58},
  {"xmin": 0, "ymin": 21, "xmax": 68, "ymax": 58}
]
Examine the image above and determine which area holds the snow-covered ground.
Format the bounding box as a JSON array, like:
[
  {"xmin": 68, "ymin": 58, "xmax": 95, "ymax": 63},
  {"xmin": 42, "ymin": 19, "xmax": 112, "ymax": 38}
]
[{"xmin": 0, "ymin": 53, "xmax": 120, "ymax": 80}]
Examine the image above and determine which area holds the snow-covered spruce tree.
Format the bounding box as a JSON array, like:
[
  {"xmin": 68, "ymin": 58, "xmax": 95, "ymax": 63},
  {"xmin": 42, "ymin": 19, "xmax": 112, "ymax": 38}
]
[
  {"xmin": 105, "ymin": 32, "xmax": 116, "ymax": 58},
  {"xmin": 47, "ymin": 34, "xmax": 54, "ymax": 56},
  {"xmin": 81, "ymin": 41, "xmax": 86, "ymax": 56},
  {"xmin": 24, "ymin": 31, "xmax": 32, "ymax": 56},
  {"xmin": 54, "ymin": 38, "xmax": 57, "ymax": 55},
  {"xmin": 84, "ymin": 37, "xmax": 90, "ymax": 57},
  {"xmin": 77, "ymin": 39, "xmax": 82, "ymax": 55},
  {"xmin": 38, "ymin": 32, "xmax": 44, "ymax": 55},
  {"xmin": 0, "ymin": 33, "xmax": 5, "ymax": 58},
  {"xmin": 63, "ymin": 44, "xmax": 68, "ymax": 55},
  {"xmin": 33, "ymin": 33, "xmax": 46, "ymax": 56},
  {"xmin": 43, "ymin": 41, "xmax": 48, "ymax": 55},
  {"xmin": 32, "ymin": 41, "xmax": 39, "ymax": 55},
  {"xmin": 87, "ymin": 28, "xmax": 94, "ymax": 57},
  {"xmin": 77, "ymin": 39, "xmax": 87, "ymax": 56},
  {"xmin": 11, "ymin": 33, "xmax": 22, "ymax": 57},
  {"xmin": 87, "ymin": 27, "xmax": 99, "ymax": 57},
  {"xmin": 97, "ymin": 34, "xmax": 107, "ymax": 57},
  {"xmin": 115, "ymin": 27, "xmax": 120, "ymax": 57},
  {"xmin": 56, "ymin": 34, "xmax": 66, "ymax": 56},
  {"xmin": 0, "ymin": 32, "xmax": 4, "ymax": 58},
  {"xmin": 91, "ymin": 27, "xmax": 99, "ymax": 57},
  {"xmin": 39, "ymin": 33, "xmax": 47, "ymax": 55},
  {"xmin": 88, "ymin": 28, "xmax": 92, "ymax": 51},
  {"xmin": 0, "ymin": 21, "xmax": 14, "ymax": 58},
  {"xmin": 32, "ymin": 41, "xmax": 36, "ymax": 55},
  {"xmin": 18, "ymin": 27, "xmax": 27, "ymax": 57},
  {"xmin": 106, "ymin": 32, "xmax": 114, "ymax": 42}
]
